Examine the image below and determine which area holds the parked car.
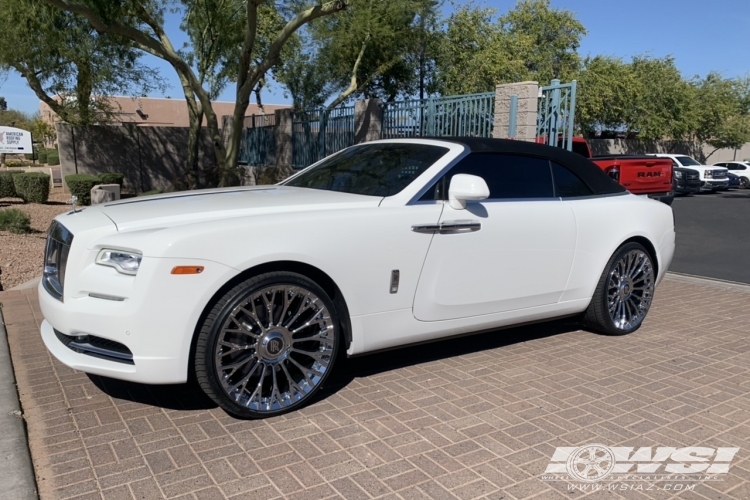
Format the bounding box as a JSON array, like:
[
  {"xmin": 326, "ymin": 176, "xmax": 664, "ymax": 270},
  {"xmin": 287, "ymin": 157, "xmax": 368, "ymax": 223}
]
[
  {"xmin": 727, "ymin": 172, "xmax": 742, "ymax": 189},
  {"xmin": 713, "ymin": 161, "xmax": 750, "ymax": 188},
  {"xmin": 673, "ymin": 167, "xmax": 701, "ymax": 196},
  {"xmin": 39, "ymin": 138, "xmax": 675, "ymax": 418},
  {"xmin": 649, "ymin": 154, "xmax": 729, "ymax": 192},
  {"xmin": 544, "ymin": 137, "xmax": 674, "ymax": 204}
]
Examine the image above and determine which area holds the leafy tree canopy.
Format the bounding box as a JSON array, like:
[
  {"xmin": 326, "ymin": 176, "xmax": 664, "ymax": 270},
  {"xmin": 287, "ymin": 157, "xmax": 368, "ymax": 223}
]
[{"xmin": 0, "ymin": 0, "xmax": 163, "ymax": 125}]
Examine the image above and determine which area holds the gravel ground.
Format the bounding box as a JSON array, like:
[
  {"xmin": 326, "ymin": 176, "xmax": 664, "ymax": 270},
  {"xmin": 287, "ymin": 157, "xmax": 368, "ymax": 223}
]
[{"xmin": 0, "ymin": 189, "xmax": 70, "ymax": 290}]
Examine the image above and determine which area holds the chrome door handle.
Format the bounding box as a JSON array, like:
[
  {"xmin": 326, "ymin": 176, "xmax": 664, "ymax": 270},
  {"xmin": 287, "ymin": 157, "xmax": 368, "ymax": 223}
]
[
  {"xmin": 439, "ymin": 220, "xmax": 482, "ymax": 233},
  {"xmin": 411, "ymin": 220, "xmax": 481, "ymax": 234}
]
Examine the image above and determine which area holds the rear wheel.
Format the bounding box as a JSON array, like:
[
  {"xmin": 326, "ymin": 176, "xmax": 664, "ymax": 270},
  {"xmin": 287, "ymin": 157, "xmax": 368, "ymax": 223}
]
[
  {"xmin": 583, "ymin": 242, "xmax": 656, "ymax": 336},
  {"xmin": 195, "ymin": 272, "xmax": 339, "ymax": 418}
]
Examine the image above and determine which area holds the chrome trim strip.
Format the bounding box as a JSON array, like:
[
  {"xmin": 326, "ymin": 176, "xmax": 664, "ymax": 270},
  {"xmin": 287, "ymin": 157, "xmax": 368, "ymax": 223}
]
[
  {"xmin": 68, "ymin": 341, "xmax": 134, "ymax": 363},
  {"xmin": 88, "ymin": 293, "xmax": 126, "ymax": 301}
]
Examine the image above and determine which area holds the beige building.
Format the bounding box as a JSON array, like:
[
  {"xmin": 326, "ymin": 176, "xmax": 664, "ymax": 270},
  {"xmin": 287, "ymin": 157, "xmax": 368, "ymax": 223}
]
[{"xmin": 39, "ymin": 96, "xmax": 288, "ymax": 128}]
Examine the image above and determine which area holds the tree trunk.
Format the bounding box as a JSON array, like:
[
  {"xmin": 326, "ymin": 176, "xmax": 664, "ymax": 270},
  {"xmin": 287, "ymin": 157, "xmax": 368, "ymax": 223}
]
[
  {"xmin": 75, "ymin": 61, "xmax": 93, "ymax": 125},
  {"xmin": 186, "ymin": 105, "xmax": 204, "ymax": 190}
]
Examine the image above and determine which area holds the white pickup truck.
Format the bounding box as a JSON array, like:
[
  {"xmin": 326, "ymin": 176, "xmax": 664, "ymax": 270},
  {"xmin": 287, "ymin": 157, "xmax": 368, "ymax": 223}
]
[{"xmin": 648, "ymin": 154, "xmax": 729, "ymax": 192}]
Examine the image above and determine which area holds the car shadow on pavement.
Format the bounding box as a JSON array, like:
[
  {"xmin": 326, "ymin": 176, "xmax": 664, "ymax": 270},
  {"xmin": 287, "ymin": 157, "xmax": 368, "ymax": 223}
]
[
  {"xmin": 87, "ymin": 318, "xmax": 581, "ymax": 414},
  {"xmin": 88, "ymin": 374, "xmax": 219, "ymax": 411}
]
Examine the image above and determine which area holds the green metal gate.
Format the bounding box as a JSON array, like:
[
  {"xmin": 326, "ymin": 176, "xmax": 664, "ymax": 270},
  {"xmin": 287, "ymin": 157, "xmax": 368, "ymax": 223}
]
[{"xmin": 537, "ymin": 79, "xmax": 577, "ymax": 151}]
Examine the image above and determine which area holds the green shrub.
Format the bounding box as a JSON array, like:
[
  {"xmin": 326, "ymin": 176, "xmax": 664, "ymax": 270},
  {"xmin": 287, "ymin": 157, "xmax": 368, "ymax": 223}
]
[
  {"xmin": 0, "ymin": 208, "xmax": 31, "ymax": 234},
  {"xmin": 47, "ymin": 150, "xmax": 60, "ymax": 166},
  {"xmin": 24, "ymin": 153, "xmax": 34, "ymax": 160},
  {"xmin": 138, "ymin": 189, "xmax": 162, "ymax": 196},
  {"xmin": 98, "ymin": 172, "xmax": 124, "ymax": 189},
  {"xmin": 14, "ymin": 172, "xmax": 51, "ymax": 203},
  {"xmin": 65, "ymin": 174, "xmax": 99, "ymax": 205},
  {"xmin": 38, "ymin": 151, "xmax": 48, "ymax": 164},
  {"xmin": 0, "ymin": 171, "xmax": 18, "ymax": 198}
]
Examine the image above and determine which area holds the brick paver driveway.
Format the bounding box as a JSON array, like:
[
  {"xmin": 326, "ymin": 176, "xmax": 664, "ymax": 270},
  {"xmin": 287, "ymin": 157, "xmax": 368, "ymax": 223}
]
[{"xmin": 2, "ymin": 274, "xmax": 750, "ymax": 500}]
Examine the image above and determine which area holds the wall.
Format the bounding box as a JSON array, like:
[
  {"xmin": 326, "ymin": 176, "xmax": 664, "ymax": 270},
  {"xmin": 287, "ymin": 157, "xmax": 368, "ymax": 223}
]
[
  {"xmin": 41, "ymin": 97, "xmax": 289, "ymax": 129},
  {"xmin": 586, "ymin": 139, "xmax": 750, "ymax": 163},
  {"xmin": 56, "ymin": 123, "xmax": 217, "ymax": 192}
]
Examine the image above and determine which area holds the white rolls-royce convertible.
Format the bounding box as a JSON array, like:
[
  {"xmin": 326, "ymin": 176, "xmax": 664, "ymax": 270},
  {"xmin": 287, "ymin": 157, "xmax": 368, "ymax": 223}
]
[{"xmin": 39, "ymin": 138, "xmax": 675, "ymax": 418}]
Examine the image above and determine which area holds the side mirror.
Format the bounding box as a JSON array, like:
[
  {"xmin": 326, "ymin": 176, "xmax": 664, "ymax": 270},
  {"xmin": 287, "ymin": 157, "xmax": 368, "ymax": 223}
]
[{"xmin": 448, "ymin": 174, "xmax": 490, "ymax": 210}]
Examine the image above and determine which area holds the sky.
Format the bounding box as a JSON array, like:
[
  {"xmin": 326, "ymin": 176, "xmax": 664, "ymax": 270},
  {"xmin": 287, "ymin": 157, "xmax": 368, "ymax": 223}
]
[{"xmin": 2, "ymin": 0, "xmax": 749, "ymax": 115}]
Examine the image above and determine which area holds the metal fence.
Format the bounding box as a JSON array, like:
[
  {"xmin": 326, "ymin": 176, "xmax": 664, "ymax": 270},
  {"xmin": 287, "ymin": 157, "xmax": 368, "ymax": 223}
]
[
  {"xmin": 537, "ymin": 79, "xmax": 577, "ymax": 151},
  {"xmin": 238, "ymin": 114, "xmax": 275, "ymax": 166},
  {"xmin": 292, "ymin": 106, "xmax": 355, "ymax": 169},
  {"xmin": 381, "ymin": 92, "xmax": 495, "ymax": 139}
]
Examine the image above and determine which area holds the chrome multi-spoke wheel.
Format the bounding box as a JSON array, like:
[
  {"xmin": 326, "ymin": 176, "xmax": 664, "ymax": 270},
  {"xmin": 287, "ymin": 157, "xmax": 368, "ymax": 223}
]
[
  {"xmin": 196, "ymin": 273, "xmax": 339, "ymax": 418},
  {"xmin": 606, "ymin": 249, "xmax": 654, "ymax": 331},
  {"xmin": 584, "ymin": 243, "xmax": 656, "ymax": 335}
]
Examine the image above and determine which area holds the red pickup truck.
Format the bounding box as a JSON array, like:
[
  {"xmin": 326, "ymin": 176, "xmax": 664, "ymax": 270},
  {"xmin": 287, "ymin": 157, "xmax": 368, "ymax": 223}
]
[
  {"xmin": 541, "ymin": 137, "xmax": 674, "ymax": 204},
  {"xmin": 569, "ymin": 138, "xmax": 674, "ymax": 204}
]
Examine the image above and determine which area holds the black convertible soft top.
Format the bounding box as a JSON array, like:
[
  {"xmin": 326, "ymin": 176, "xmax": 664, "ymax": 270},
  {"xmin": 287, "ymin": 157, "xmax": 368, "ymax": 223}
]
[{"xmin": 428, "ymin": 137, "xmax": 627, "ymax": 196}]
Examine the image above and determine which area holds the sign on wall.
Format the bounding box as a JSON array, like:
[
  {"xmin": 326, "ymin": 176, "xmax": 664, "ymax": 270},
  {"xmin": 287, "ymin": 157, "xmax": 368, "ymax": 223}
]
[{"xmin": 0, "ymin": 126, "xmax": 33, "ymax": 154}]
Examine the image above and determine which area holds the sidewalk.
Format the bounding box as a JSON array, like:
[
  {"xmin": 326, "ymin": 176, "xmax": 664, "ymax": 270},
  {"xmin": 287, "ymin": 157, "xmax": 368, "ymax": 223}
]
[{"xmin": 2, "ymin": 275, "xmax": 750, "ymax": 499}]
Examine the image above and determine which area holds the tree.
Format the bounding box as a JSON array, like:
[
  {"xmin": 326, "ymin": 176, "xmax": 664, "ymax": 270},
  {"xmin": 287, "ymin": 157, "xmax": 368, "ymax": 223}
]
[
  {"xmin": 43, "ymin": 0, "xmax": 348, "ymax": 186},
  {"xmin": 0, "ymin": 0, "xmax": 162, "ymax": 125},
  {"xmin": 692, "ymin": 73, "xmax": 750, "ymax": 159},
  {"xmin": 276, "ymin": 0, "xmax": 440, "ymax": 109},
  {"xmin": 574, "ymin": 56, "xmax": 637, "ymax": 136},
  {"xmin": 434, "ymin": 5, "xmax": 524, "ymax": 95},
  {"xmin": 499, "ymin": 0, "xmax": 585, "ymax": 83},
  {"xmin": 626, "ymin": 56, "xmax": 695, "ymax": 142},
  {"xmin": 433, "ymin": 0, "xmax": 585, "ymax": 95}
]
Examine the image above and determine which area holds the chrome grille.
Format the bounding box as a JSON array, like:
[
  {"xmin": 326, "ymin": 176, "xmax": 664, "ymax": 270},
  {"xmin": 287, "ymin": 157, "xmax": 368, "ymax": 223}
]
[
  {"xmin": 43, "ymin": 221, "xmax": 73, "ymax": 302},
  {"xmin": 713, "ymin": 170, "xmax": 727, "ymax": 179}
]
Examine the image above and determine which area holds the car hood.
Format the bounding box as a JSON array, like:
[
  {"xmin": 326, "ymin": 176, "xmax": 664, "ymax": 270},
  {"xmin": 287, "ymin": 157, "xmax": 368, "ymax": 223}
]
[{"xmin": 95, "ymin": 186, "xmax": 382, "ymax": 231}]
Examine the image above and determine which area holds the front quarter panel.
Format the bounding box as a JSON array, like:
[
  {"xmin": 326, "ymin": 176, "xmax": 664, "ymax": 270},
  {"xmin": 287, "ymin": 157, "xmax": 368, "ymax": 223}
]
[{"xmin": 120, "ymin": 203, "xmax": 444, "ymax": 319}]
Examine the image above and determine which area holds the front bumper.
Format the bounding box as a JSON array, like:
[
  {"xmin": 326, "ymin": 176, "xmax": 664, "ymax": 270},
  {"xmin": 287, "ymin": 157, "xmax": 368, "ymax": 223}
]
[
  {"xmin": 39, "ymin": 257, "xmax": 238, "ymax": 384},
  {"xmin": 674, "ymin": 178, "xmax": 701, "ymax": 194},
  {"xmin": 701, "ymin": 180, "xmax": 729, "ymax": 191}
]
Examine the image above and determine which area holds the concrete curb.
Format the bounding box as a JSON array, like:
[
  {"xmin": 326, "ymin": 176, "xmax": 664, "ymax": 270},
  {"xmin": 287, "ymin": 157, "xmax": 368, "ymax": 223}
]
[
  {"xmin": 9, "ymin": 277, "xmax": 41, "ymax": 292},
  {"xmin": 0, "ymin": 305, "xmax": 38, "ymax": 500},
  {"xmin": 665, "ymin": 271, "xmax": 750, "ymax": 293}
]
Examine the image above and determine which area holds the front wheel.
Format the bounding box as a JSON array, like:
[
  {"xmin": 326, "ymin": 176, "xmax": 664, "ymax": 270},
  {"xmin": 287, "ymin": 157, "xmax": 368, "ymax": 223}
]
[
  {"xmin": 741, "ymin": 177, "xmax": 750, "ymax": 189},
  {"xmin": 583, "ymin": 242, "xmax": 656, "ymax": 336},
  {"xmin": 195, "ymin": 272, "xmax": 339, "ymax": 418}
]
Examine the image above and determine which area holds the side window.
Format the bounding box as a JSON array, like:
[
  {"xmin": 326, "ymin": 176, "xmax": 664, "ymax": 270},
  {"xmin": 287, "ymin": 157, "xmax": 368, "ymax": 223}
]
[
  {"xmin": 739, "ymin": 165, "xmax": 747, "ymax": 171},
  {"xmin": 551, "ymin": 162, "xmax": 594, "ymax": 198},
  {"xmin": 421, "ymin": 153, "xmax": 554, "ymax": 201}
]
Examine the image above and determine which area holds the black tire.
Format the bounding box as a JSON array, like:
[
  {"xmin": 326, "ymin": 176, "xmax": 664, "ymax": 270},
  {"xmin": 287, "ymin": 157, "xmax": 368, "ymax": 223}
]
[
  {"xmin": 741, "ymin": 177, "xmax": 750, "ymax": 189},
  {"xmin": 195, "ymin": 271, "xmax": 340, "ymax": 419},
  {"xmin": 583, "ymin": 242, "xmax": 656, "ymax": 336}
]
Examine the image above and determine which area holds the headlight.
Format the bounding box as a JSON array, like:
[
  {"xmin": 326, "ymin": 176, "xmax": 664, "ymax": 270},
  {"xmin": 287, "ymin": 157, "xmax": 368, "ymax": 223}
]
[
  {"xmin": 704, "ymin": 170, "xmax": 712, "ymax": 178},
  {"xmin": 96, "ymin": 249, "xmax": 142, "ymax": 275},
  {"xmin": 674, "ymin": 171, "xmax": 683, "ymax": 179}
]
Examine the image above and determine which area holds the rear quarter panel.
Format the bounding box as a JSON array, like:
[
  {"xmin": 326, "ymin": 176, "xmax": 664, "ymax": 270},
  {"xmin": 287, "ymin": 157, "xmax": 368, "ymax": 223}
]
[{"xmin": 560, "ymin": 193, "xmax": 675, "ymax": 302}]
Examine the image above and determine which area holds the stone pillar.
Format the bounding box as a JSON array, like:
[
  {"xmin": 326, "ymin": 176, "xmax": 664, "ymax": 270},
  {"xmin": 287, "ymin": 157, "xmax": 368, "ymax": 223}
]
[
  {"xmin": 354, "ymin": 99, "xmax": 383, "ymax": 144},
  {"xmin": 493, "ymin": 81, "xmax": 539, "ymax": 142},
  {"xmin": 275, "ymin": 108, "xmax": 293, "ymax": 168}
]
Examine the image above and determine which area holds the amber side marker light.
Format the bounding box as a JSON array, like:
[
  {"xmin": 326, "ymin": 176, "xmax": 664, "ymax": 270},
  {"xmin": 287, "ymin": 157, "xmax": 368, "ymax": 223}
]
[{"xmin": 171, "ymin": 266, "xmax": 205, "ymax": 275}]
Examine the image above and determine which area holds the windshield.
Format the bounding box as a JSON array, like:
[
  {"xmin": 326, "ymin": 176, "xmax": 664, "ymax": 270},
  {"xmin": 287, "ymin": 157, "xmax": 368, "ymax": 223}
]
[
  {"xmin": 676, "ymin": 156, "xmax": 701, "ymax": 166},
  {"xmin": 284, "ymin": 143, "xmax": 449, "ymax": 196}
]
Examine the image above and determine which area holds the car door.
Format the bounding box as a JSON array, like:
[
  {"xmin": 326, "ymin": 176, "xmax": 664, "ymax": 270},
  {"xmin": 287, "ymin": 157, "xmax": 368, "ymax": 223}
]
[{"xmin": 412, "ymin": 153, "xmax": 577, "ymax": 322}]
